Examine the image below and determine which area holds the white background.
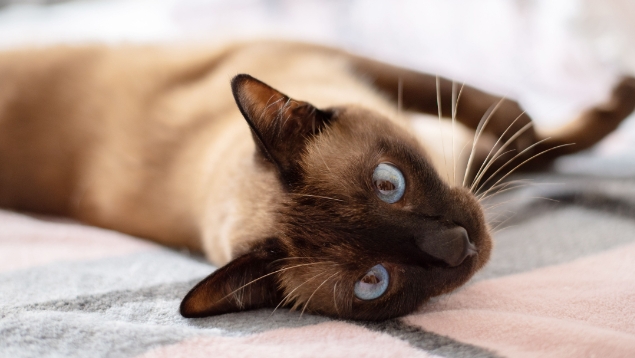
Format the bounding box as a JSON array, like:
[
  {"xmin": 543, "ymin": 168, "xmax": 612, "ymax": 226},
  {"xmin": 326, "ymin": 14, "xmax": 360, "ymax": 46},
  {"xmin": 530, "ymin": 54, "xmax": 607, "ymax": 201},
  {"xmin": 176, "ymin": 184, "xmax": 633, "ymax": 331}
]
[{"xmin": 1, "ymin": 0, "xmax": 634, "ymax": 174}]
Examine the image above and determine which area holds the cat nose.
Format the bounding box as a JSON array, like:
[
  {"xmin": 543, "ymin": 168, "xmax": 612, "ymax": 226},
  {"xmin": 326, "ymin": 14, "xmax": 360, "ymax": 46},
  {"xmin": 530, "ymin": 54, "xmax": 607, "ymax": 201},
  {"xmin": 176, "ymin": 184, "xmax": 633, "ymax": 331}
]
[{"xmin": 415, "ymin": 226, "xmax": 477, "ymax": 267}]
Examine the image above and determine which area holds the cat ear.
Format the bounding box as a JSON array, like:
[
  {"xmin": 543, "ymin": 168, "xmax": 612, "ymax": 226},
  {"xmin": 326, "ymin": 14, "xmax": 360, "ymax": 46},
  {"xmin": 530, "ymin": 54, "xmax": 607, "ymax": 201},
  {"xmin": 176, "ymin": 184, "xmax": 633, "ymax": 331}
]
[
  {"xmin": 231, "ymin": 74, "xmax": 333, "ymax": 183},
  {"xmin": 180, "ymin": 248, "xmax": 281, "ymax": 318}
]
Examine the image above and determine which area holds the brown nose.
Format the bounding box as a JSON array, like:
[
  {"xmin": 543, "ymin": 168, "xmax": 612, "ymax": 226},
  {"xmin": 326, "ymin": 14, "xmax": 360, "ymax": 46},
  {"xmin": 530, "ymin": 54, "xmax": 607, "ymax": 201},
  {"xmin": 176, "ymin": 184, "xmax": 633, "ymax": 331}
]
[{"xmin": 415, "ymin": 226, "xmax": 477, "ymax": 267}]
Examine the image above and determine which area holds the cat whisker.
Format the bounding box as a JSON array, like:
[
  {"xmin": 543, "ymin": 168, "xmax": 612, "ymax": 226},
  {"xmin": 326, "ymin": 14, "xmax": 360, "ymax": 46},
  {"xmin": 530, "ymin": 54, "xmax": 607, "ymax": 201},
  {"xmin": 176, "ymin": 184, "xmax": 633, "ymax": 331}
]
[
  {"xmin": 451, "ymin": 81, "xmax": 456, "ymax": 186},
  {"xmin": 218, "ymin": 261, "xmax": 335, "ymax": 305},
  {"xmin": 436, "ymin": 76, "xmax": 450, "ymax": 184},
  {"xmin": 397, "ymin": 76, "xmax": 403, "ymax": 117},
  {"xmin": 524, "ymin": 196, "xmax": 560, "ymax": 203},
  {"xmin": 479, "ymin": 147, "xmax": 522, "ymax": 182},
  {"xmin": 289, "ymin": 193, "xmax": 344, "ymax": 202},
  {"xmin": 470, "ymin": 117, "xmax": 523, "ymax": 186},
  {"xmin": 475, "ymin": 137, "xmax": 552, "ymax": 196},
  {"xmin": 451, "ymin": 82, "xmax": 465, "ymax": 187},
  {"xmin": 472, "ymin": 148, "xmax": 517, "ymax": 191},
  {"xmin": 485, "ymin": 194, "xmax": 560, "ymax": 215},
  {"xmin": 477, "ymin": 178, "xmax": 536, "ymax": 201},
  {"xmin": 489, "ymin": 212, "xmax": 516, "ymax": 232},
  {"xmin": 489, "ymin": 213, "xmax": 514, "ymax": 224},
  {"xmin": 491, "ymin": 223, "xmax": 518, "ymax": 235},
  {"xmin": 488, "ymin": 195, "xmax": 562, "ymax": 237},
  {"xmin": 479, "ymin": 181, "xmax": 563, "ymax": 202},
  {"xmin": 483, "ymin": 178, "xmax": 535, "ymax": 190},
  {"xmin": 332, "ymin": 280, "xmax": 340, "ymax": 316},
  {"xmin": 480, "ymin": 183, "xmax": 534, "ymax": 203},
  {"xmin": 478, "ymin": 143, "xmax": 574, "ymax": 198},
  {"xmin": 483, "ymin": 199, "xmax": 521, "ymax": 212},
  {"xmin": 463, "ymin": 97, "xmax": 506, "ymax": 188},
  {"xmin": 271, "ymin": 256, "xmax": 330, "ymax": 263},
  {"xmin": 487, "ymin": 195, "xmax": 561, "ymax": 232},
  {"xmin": 470, "ymin": 113, "xmax": 528, "ymax": 191},
  {"xmin": 270, "ymin": 270, "xmax": 328, "ymax": 316},
  {"xmin": 455, "ymin": 139, "xmax": 472, "ymax": 185},
  {"xmin": 300, "ymin": 271, "xmax": 340, "ymax": 319}
]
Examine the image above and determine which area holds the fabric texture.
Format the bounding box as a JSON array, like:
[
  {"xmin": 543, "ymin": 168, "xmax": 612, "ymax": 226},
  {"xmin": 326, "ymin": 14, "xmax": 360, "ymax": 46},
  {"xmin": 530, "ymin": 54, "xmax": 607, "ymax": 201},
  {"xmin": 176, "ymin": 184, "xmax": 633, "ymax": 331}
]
[{"xmin": 2, "ymin": 169, "xmax": 635, "ymax": 357}]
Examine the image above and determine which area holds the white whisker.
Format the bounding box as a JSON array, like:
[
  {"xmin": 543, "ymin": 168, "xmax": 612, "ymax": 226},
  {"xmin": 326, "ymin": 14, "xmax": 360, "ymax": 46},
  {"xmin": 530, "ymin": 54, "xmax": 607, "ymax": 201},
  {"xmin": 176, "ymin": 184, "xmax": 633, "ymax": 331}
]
[
  {"xmin": 452, "ymin": 81, "xmax": 465, "ymax": 186},
  {"xmin": 491, "ymin": 223, "xmax": 518, "ymax": 235},
  {"xmin": 480, "ymin": 182, "xmax": 534, "ymax": 202},
  {"xmin": 451, "ymin": 81, "xmax": 456, "ymax": 186},
  {"xmin": 272, "ymin": 256, "xmax": 330, "ymax": 263},
  {"xmin": 475, "ymin": 137, "xmax": 552, "ymax": 196},
  {"xmin": 463, "ymin": 98, "xmax": 506, "ymax": 188},
  {"xmin": 489, "ymin": 210, "xmax": 516, "ymax": 229},
  {"xmin": 271, "ymin": 271, "xmax": 327, "ymax": 316},
  {"xmin": 470, "ymin": 113, "xmax": 528, "ymax": 191},
  {"xmin": 479, "ymin": 180, "xmax": 563, "ymax": 202},
  {"xmin": 451, "ymin": 82, "xmax": 465, "ymax": 186},
  {"xmin": 479, "ymin": 143, "xmax": 575, "ymax": 199},
  {"xmin": 397, "ymin": 76, "xmax": 403, "ymax": 117},
  {"xmin": 300, "ymin": 271, "xmax": 339, "ymax": 318},
  {"xmin": 219, "ymin": 261, "xmax": 334, "ymax": 304},
  {"xmin": 289, "ymin": 193, "xmax": 343, "ymax": 202},
  {"xmin": 436, "ymin": 76, "xmax": 450, "ymax": 184},
  {"xmin": 332, "ymin": 281, "xmax": 340, "ymax": 316}
]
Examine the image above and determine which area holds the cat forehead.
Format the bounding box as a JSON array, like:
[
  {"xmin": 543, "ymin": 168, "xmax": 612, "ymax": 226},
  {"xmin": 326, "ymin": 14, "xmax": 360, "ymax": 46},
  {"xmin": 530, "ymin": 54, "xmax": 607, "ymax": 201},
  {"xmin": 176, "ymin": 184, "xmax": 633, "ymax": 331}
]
[
  {"xmin": 300, "ymin": 105, "xmax": 439, "ymax": 184},
  {"xmin": 328, "ymin": 106, "xmax": 419, "ymax": 144}
]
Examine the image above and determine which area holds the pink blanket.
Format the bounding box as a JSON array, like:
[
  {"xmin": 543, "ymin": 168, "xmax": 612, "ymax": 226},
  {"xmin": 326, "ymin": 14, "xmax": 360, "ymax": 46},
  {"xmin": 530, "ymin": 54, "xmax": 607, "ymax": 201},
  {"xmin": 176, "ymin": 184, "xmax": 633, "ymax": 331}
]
[{"xmin": 2, "ymin": 173, "xmax": 635, "ymax": 357}]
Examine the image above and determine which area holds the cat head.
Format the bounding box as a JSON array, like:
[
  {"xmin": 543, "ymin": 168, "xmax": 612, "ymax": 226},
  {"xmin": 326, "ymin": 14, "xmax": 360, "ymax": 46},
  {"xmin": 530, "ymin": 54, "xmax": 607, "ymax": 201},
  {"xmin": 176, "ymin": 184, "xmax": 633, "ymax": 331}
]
[{"xmin": 180, "ymin": 74, "xmax": 492, "ymax": 321}]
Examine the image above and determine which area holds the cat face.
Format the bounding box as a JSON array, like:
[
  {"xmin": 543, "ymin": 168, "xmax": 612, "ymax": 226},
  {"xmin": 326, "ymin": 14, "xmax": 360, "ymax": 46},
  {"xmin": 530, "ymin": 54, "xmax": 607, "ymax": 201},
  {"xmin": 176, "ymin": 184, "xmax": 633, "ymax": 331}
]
[{"xmin": 180, "ymin": 75, "xmax": 492, "ymax": 321}]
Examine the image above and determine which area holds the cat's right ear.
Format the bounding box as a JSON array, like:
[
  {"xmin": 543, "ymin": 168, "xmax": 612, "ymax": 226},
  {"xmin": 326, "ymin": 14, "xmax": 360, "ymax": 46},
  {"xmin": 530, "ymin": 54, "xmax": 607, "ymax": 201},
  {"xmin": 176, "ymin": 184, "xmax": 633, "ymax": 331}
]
[
  {"xmin": 180, "ymin": 246, "xmax": 282, "ymax": 318},
  {"xmin": 231, "ymin": 74, "xmax": 334, "ymax": 184}
]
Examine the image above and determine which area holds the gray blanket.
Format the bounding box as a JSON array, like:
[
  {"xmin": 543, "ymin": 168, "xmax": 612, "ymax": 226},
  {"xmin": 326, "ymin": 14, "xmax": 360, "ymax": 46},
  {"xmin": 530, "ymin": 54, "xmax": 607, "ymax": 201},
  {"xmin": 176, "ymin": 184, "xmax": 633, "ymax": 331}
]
[{"xmin": 2, "ymin": 154, "xmax": 635, "ymax": 357}]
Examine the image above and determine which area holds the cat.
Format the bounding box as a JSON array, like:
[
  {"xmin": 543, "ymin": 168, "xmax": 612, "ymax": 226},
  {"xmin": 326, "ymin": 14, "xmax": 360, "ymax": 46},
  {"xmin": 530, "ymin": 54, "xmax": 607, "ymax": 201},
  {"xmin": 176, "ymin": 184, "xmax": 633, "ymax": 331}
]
[{"xmin": 0, "ymin": 41, "xmax": 634, "ymax": 321}]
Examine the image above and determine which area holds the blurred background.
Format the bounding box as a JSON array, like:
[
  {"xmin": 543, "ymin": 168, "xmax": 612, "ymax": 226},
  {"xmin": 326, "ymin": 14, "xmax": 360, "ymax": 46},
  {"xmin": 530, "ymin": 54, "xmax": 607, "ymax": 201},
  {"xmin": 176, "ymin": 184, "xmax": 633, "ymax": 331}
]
[{"xmin": 1, "ymin": 0, "xmax": 634, "ymax": 175}]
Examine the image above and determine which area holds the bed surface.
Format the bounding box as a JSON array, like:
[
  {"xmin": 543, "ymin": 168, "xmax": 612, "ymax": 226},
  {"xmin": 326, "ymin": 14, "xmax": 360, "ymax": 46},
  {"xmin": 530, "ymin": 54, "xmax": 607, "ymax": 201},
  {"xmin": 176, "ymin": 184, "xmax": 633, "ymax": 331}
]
[{"xmin": 2, "ymin": 171, "xmax": 635, "ymax": 357}]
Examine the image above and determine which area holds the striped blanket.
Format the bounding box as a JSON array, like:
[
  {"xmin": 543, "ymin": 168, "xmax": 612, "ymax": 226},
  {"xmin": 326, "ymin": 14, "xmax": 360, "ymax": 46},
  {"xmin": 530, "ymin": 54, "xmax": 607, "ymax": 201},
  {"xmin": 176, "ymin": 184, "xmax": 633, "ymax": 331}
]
[{"xmin": 2, "ymin": 169, "xmax": 635, "ymax": 357}]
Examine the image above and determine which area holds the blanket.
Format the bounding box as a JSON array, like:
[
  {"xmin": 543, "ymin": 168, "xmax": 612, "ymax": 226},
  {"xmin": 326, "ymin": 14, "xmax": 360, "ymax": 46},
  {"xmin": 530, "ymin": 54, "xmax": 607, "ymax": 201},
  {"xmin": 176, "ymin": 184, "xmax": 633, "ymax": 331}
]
[{"xmin": 1, "ymin": 167, "xmax": 635, "ymax": 358}]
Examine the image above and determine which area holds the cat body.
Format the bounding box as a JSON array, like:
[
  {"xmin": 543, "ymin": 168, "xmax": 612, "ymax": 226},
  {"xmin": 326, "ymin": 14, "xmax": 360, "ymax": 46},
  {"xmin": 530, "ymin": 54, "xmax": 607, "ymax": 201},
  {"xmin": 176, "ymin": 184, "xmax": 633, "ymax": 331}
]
[
  {"xmin": 1, "ymin": 41, "xmax": 633, "ymax": 320},
  {"xmin": 0, "ymin": 43, "xmax": 406, "ymax": 260}
]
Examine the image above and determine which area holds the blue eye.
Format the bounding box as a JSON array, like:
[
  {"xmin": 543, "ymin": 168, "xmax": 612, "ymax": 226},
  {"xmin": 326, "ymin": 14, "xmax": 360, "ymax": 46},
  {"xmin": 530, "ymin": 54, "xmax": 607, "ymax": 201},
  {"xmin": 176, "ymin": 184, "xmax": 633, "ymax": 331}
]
[
  {"xmin": 372, "ymin": 163, "xmax": 405, "ymax": 203},
  {"xmin": 354, "ymin": 264, "xmax": 389, "ymax": 300}
]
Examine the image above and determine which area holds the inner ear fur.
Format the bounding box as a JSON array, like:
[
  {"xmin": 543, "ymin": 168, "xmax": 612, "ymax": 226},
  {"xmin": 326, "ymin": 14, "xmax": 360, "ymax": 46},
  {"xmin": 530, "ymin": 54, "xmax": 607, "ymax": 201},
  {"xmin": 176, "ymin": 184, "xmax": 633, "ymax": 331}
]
[
  {"xmin": 180, "ymin": 246, "xmax": 283, "ymax": 318},
  {"xmin": 231, "ymin": 74, "xmax": 333, "ymax": 184}
]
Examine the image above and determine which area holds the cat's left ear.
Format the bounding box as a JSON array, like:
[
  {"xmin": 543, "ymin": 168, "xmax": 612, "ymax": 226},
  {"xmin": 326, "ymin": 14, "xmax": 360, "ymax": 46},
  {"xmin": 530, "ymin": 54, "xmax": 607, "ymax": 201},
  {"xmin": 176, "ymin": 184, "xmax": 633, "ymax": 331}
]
[
  {"xmin": 231, "ymin": 74, "xmax": 334, "ymax": 184},
  {"xmin": 180, "ymin": 246, "xmax": 282, "ymax": 318}
]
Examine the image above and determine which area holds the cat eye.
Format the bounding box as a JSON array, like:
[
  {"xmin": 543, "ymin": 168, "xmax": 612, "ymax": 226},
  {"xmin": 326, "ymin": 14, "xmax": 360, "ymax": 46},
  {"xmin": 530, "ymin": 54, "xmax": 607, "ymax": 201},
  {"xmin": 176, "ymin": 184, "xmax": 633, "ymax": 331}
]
[
  {"xmin": 372, "ymin": 163, "xmax": 405, "ymax": 203},
  {"xmin": 354, "ymin": 264, "xmax": 389, "ymax": 300}
]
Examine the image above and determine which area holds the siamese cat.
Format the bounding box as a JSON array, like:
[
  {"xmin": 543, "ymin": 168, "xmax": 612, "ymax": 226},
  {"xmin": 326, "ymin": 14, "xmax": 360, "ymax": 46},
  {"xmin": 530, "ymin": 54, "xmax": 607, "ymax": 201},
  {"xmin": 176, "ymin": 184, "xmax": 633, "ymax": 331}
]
[{"xmin": 1, "ymin": 42, "xmax": 634, "ymax": 321}]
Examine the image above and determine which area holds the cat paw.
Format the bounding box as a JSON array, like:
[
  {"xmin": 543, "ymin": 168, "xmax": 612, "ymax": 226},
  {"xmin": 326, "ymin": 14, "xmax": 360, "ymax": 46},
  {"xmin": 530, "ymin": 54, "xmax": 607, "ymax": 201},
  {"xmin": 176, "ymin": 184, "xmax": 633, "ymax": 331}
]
[{"xmin": 607, "ymin": 75, "xmax": 635, "ymax": 118}]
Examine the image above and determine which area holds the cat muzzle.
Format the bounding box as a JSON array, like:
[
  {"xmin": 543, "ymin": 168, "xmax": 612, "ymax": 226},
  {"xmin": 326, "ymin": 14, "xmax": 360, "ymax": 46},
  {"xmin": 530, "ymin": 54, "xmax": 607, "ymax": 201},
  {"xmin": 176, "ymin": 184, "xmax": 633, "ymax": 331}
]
[{"xmin": 415, "ymin": 226, "xmax": 477, "ymax": 267}]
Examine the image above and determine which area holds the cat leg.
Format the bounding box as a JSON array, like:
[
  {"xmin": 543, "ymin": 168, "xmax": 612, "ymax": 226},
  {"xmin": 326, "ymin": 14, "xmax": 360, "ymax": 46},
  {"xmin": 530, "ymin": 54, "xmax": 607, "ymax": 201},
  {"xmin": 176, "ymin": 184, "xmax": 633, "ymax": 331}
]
[
  {"xmin": 346, "ymin": 55, "xmax": 536, "ymax": 187},
  {"xmin": 346, "ymin": 55, "xmax": 536, "ymax": 153},
  {"xmin": 348, "ymin": 56, "xmax": 635, "ymax": 181},
  {"xmin": 532, "ymin": 76, "xmax": 635, "ymax": 161}
]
